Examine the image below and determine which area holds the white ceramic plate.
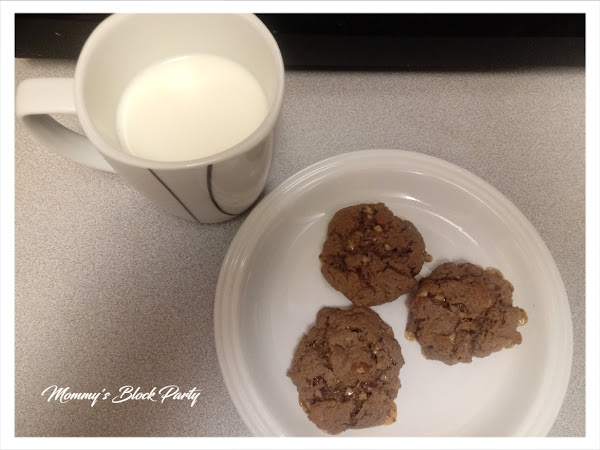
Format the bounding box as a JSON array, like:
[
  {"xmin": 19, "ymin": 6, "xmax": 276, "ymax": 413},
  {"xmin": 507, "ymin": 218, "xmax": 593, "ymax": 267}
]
[{"xmin": 214, "ymin": 150, "xmax": 572, "ymax": 437}]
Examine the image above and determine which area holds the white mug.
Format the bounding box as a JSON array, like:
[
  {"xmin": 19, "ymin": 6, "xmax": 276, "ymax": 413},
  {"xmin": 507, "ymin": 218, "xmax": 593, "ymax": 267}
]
[{"xmin": 16, "ymin": 13, "xmax": 284, "ymax": 223}]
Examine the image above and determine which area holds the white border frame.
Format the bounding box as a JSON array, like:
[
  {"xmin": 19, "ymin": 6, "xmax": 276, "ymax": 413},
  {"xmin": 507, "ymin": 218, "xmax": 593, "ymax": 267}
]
[{"xmin": 2, "ymin": 1, "xmax": 598, "ymax": 449}]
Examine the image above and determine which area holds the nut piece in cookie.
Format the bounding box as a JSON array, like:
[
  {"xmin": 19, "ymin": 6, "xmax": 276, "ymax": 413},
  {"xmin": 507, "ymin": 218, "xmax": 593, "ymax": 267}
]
[
  {"xmin": 319, "ymin": 203, "xmax": 429, "ymax": 307},
  {"xmin": 406, "ymin": 262, "xmax": 528, "ymax": 365},
  {"xmin": 287, "ymin": 306, "xmax": 404, "ymax": 434}
]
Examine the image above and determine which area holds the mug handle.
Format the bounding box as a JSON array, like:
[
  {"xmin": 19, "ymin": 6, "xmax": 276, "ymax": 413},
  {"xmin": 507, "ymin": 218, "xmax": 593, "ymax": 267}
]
[{"xmin": 16, "ymin": 78, "xmax": 115, "ymax": 172}]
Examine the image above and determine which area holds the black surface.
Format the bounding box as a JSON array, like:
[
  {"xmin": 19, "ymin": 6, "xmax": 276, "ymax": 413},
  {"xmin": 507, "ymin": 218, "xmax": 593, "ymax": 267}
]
[{"xmin": 15, "ymin": 13, "xmax": 585, "ymax": 69}]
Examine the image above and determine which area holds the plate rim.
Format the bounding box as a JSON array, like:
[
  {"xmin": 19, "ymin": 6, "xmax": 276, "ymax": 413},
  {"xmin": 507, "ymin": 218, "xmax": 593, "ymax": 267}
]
[{"xmin": 214, "ymin": 149, "xmax": 573, "ymax": 437}]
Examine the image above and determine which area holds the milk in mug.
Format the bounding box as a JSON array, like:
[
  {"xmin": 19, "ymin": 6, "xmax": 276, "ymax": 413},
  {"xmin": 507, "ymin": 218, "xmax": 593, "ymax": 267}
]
[{"xmin": 116, "ymin": 53, "xmax": 269, "ymax": 162}]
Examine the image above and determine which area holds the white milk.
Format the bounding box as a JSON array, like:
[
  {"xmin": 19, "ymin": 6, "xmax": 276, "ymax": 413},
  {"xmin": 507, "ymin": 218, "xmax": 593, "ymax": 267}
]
[{"xmin": 116, "ymin": 54, "xmax": 268, "ymax": 162}]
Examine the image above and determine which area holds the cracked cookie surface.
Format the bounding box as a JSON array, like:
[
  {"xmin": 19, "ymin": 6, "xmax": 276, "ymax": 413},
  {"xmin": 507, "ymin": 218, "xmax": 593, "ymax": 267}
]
[
  {"xmin": 287, "ymin": 306, "xmax": 404, "ymax": 434},
  {"xmin": 406, "ymin": 262, "xmax": 528, "ymax": 365},
  {"xmin": 319, "ymin": 203, "xmax": 429, "ymax": 306}
]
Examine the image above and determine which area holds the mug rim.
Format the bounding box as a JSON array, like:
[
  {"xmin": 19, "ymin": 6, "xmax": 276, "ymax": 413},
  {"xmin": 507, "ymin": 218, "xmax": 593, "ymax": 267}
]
[{"xmin": 74, "ymin": 13, "xmax": 285, "ymax": 170}]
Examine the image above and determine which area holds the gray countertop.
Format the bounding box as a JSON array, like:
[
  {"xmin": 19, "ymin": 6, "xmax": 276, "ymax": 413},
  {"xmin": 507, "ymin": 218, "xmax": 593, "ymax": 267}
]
[{"xmin": 14, "ymin": 58, "xmax": 585, "ymax": 437}]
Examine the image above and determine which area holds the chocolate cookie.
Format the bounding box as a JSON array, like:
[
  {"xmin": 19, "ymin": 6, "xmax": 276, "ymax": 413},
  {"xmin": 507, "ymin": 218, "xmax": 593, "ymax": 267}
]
[
  {"xmin": 319, "ymin": 203, "xmax": 430, "ymax": 307},
  {"xmin": 287, "ymin": 306, "xmax": 404, "ymax": 434},
  {"xmin": 405, "ymin": 262, "xmax": 528, "ymax": 365}
]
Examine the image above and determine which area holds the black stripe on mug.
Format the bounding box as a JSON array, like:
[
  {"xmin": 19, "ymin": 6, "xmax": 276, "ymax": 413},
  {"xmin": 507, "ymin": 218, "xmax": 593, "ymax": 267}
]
[
  {"xmin": 207, "ymin": 165, "xmax": 236, "ymax": 216},
  {"xmin": 148, "ymin": 169, "xmax": 201, "ymax": 223}
]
